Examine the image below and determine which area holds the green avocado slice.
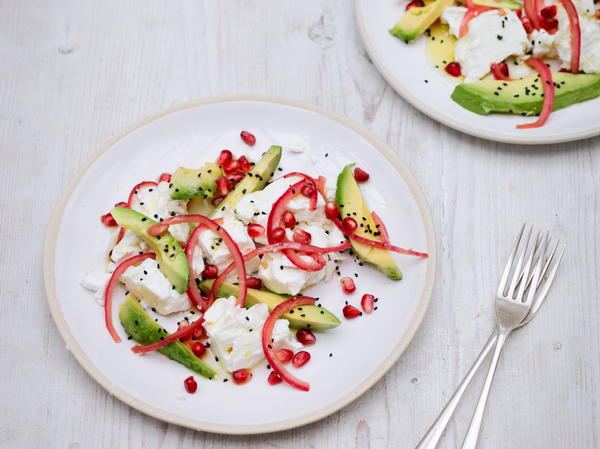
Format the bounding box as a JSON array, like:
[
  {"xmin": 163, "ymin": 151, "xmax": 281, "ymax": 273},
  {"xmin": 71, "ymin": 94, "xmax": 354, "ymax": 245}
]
[
  {"xmin": 210, "ymin": 145, "xmax": 282, "ymax": 217},
  {"xmin": 451, "ymin": 72, "xmax": 600, "ymax": 116},
  {"xmin": 389, "ymin": 0, "xmax": 455, "ymax": 42},
  {"xmin": 110, "ymin": 206, "xmax": 189, "ymax": 293},
  {"xmin": 199, "ymin": 280, "xmax": 341, "ymax": 331},
  {"xmin": 169, "ymin": 162, "xmax": 222, "ymax": 200},
  {"xmin": 335, "ymin": 164, "xmax": 402, "ymax": 280},
  {"xmin": 119, "ymin": 294, "xmax": 216, "ymax": 379}
]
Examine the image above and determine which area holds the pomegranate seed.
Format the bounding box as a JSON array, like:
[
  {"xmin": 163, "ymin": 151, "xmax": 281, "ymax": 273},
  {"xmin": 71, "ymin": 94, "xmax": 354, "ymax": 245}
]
[
  {"xmin": 559, "ymin": 68, "xmax": 570, "ymax": 73},
  {"xmin": 232, "ymin": 368, "xmax": 251, "ymax": 384},
  {"xmin": 301, "ymin": 182, "xmax": 316, "ymax": 198},
  {"xmin": 215, "ymin": 176, "xmax": 232, "ymax": 197},
  {"xmin": 515, "ymin": 9, "xmax": 522, "ymax": 18},
  {"xmin": 445, "ymin": 62, "xmax": 462, "ymax": 77},
  {"xmin": 240, "ymin": 130, "xmax": 256, "ymax": 146},
  {"xmin": 216, "ymin": 149, "xmax": 233, "ymax": 166},
  {"xmin": 177, "ymin": 321, "xmax": 192, "ymax": 343},
  {"xmin": 341, "ymin": 277, "xmax": 356, "ymax": 294},
  {"xmin": 268, "ymin": 371, "xmax": 282, "ymax": 385},
  {"xmin": 292, "ymin": 351, "xmax": 311, "ymax": 368},
  {"xmin": 190, "ymin": 342, "xmax": 206, "ymax": 358},
  {"xmin": 540, "ymin": 5, "xmax": 557, "ymax": 18},
  {"xmin": 361, "ymin": 294, "xmax": 375, "ymax": 314},
  {"xmin": 296, "ymin": 329, "xmax": 316, "ymax": 346},
  {"xmin": 405, "ymin": 0, "xmax": 424, "ymax": 10},
  {"xmin": 343, "ymin": 304, "xmax": 361, "ymax": 319},
  {"xmin": 237, "ymin": 155, "xmax": 252, "ymax": 172},
  {"xmin": 542, "ymin": 17, "xmax": 558, "ymax": 30},
  {"xmin": 223, "ymin": 159, "xmax": 240, "ymax": 175},
  {"xmin": 293, "ymin": 229, "xmax": 312, "ymax": 244},
  {"xmin": 496, "ymin": 62, "xmax": 509, "ymax": 78},
  {"xmin": 184, "ymin": 376, "xmax": 197, "ymax": 393},
  {"xmin": 158, "ymin": 173, "xmax": 171, "ymax": 183},
  {"xmin": 211, "ymin": 197, "xmax": 224, "ymax": 206},
  {"xmin": 342, "ymin": 217, "xmax": 358, "ymax": 232},
  {"xmin": 271, "ymin": 227, "xmax": 286, "ymax": 243},
  {"xmin": 276, "ymin": 348, "xmax": 294, "ymax": 363},
  {"xmin": 114, "ymin": 201, "xmax": 128, "ymax": 208},
  {"xmin": 101, "ymin": 213, "xmax": 117, "ymax": 227},
  {"xmin": 247, "ymin": 223, "xmax": 265, "ymax": 239},
  {"xmin": 246, "ymin": 277, "xmax": 263, "ymax": 290},
  {"xmin": 325, "ymin": 201, "xmax": 339, "ymax": 219},
  {"xmin": 283, "ymin": 210, "xmax": 296, "ymax": 229},
  {"xmin": 353, "ymin": 167, "xmax": 370, "ymax": 182},
  {"xmin": 192, "ymin": 326, "xmax": 207, "ymax": 340},
  {"xmin": 201, "ymin": 264, "xmax": 219, "ymax": 279}
]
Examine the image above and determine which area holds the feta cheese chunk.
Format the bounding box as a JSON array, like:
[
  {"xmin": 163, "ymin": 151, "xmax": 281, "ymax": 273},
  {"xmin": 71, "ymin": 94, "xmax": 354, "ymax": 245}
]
[
  {"xmin": 555, "ymin": 11, "xmax": 600, "ymax": 73},
  {"xmin": 132, "ymin": 181, "xmax": 189, "ymax": 242},
  {"xmin": 529, "ymin": 29, "xmax": 558, "ymax": 59},
  {"xmin": 441, "ymin": 6, "xmax": 467, "ymax": 38},
  {"xmin": 120, "ymin": 258, "xmax": 190, "ymax": 315},
  {"xmin": 111, "ymin": 229, "xmax": 147, "ymax": 263},
  {"xmin": 81, "ymin": 270, "xmax": 111, "ymax": 305},
  {"xmin": 453, "ymin": 10, "xmax": 529, "ymax": 82},
  {"xmin": 235, "ymin": 176, "xmax": 325, "ymax": 244},
  {"xmin": 287, "ymin": 136, "xmax": 308, "ymax": 153},
  {"xmin": 203, "ymin": 296, "xmax": 301, "ymax": 372},
  {"xmin": 258, "ymin": 251, "xmax": 336, "ymax": 296},
  {"xmin": 197, "ymin": 209, "xmax": 258, "ymax": 277}
]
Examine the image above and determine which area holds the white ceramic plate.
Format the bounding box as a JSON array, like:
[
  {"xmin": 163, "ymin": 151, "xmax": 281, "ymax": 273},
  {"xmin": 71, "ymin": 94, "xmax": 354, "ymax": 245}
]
[
  {"xmin": 44, "ymin": 96, "xmax": 436, "ymax": 434},
  {"xmin": 356, "ymin": 0, "xmax": 600, "ymax": 144}
]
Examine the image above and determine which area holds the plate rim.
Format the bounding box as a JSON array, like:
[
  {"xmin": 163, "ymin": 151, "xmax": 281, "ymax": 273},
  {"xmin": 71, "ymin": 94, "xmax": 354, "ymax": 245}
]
[
  {"xmin": 354, "ymin": 0, "xmax": 600, "ymax": 145},
  {"xmin": 43, "ymin": 94, "xmax": 437, "ymax": 435}
]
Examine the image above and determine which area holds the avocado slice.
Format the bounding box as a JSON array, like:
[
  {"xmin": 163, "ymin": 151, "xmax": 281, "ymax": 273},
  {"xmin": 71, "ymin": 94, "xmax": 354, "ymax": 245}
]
[
  {"xmin": 451, "ymin": 72, "xmax": 600, "ymax": 116},
  {"xmin": 111, "ymin": 206, "xmax": 189, "ymax": 293},
  {"xmin": 169, "ymin": 162, "xmax": 222, "ymax": 200},
  {"xmin": 461, "ymin": 0, "xmax": 522, "ymax": 8},
  {"xmin": 199, "ymin": 280, "xmax": 341, "ymax": 331},
  {"xmin": 210, "ymin": 145, "xmax": 282, "ymax": 217},
  {"xmin": 119, "ymin": 294, "xmax": 216, "ymax": 379},
  {"xmin": 389, "ymin": 0, "xmax": 454, "ymax": 42},
  {"xmin": 335, "ymin": 164, "xmax": 402, "ymax": 280}
]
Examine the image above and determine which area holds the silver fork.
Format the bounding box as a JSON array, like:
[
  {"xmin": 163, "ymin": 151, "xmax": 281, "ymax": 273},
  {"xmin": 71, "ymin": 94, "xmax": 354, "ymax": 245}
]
[{"xmin": 416, "ymin": 224, "xmax": 565, "ymax": 449}]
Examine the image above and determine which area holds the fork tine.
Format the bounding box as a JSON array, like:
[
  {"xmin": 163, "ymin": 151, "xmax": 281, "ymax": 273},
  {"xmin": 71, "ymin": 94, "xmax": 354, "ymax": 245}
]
[
  {"xmin": 507, "ymin": 225, "xmax": 532, "ymax": 299},
  {"xmin": 515, "ymin": 228, "xmax": 541, "ymax": 301},
  {"xmin": 531, "ymin": 242, "xmax": 565, "ymax": 308},
  {"xmin": 497, "ymin": 223, "xmax": 526, "ymax": 297},
  {"xmin": 521, "ymin": 239, "xmax": 560, "ymax": 326},
  {"xmin": 523, "ymin": 232, "xmax": 547, "ymax": 305}
]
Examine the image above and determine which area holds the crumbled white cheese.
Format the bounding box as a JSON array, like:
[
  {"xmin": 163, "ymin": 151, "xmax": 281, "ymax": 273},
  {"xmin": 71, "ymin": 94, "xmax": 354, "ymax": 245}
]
[
  {"xmin": 197, "ymin": 209, "xmax": 258, "ymax": 278},
  {"xmin": 81, "ymin": 270, "xmax": 111, "ymax": 306},
  {"xmin": 120, "ymin": 258, "xmax": 190, "ymax": 315},
  {"xmin": 287, "ymin": 136, "xmax": 308, "ymax": 153},
  {"xmin": 441, "ymin": 6, "xmax": 467, "ymax": 38},
  {"xmin": 555, "ymin": 10, "xmax": 600, "ymax": 73},
  {"xmin": 132, "ymin": 181, "xmax": 189, "ymax": 242},
  {"xmin": 203, "ymin": 296, "xmax": 301, "ymax": 372},
  {"xmin": 453, "ymin": 10, "xmax": 529, "ymax": 82}
]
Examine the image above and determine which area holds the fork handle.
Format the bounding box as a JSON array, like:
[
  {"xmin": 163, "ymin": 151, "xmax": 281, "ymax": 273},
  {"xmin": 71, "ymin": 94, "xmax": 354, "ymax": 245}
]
[
  {"xmin": 460, "ymin": 328, "xmax": 510, "ymax": 449},
  {"xmin": 414, "ymin": 331, "xmax": 497, "ymax": 449}
]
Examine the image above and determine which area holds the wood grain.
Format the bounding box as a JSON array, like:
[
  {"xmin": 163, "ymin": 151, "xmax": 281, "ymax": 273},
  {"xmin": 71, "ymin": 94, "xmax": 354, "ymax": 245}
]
[{"xmin": 1, "ymin": 0, "xmax": 598, "ymax": 448}]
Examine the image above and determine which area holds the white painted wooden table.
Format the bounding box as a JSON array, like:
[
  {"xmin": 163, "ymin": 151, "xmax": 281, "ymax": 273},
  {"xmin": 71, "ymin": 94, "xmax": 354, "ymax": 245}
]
[{"xmin": 1, "ymin": 1, "xmax": 598, "ymax": 448}]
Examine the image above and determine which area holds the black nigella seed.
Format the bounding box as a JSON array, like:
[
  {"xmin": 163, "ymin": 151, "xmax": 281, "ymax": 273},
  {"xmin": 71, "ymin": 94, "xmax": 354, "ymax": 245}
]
[{"xmin": 329, "ymin": 353, "xmax": 333, "ymax": 357}]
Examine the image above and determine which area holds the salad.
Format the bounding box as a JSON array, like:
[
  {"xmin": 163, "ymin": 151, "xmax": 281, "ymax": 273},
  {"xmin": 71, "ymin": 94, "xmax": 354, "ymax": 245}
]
[
  {"xmin": 81, "ymin": 131, "xmax": 428, "ymax": 393},
  {"xmin": 389, "ymin": 0, "xmax": 600, "ymax": 128}
]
